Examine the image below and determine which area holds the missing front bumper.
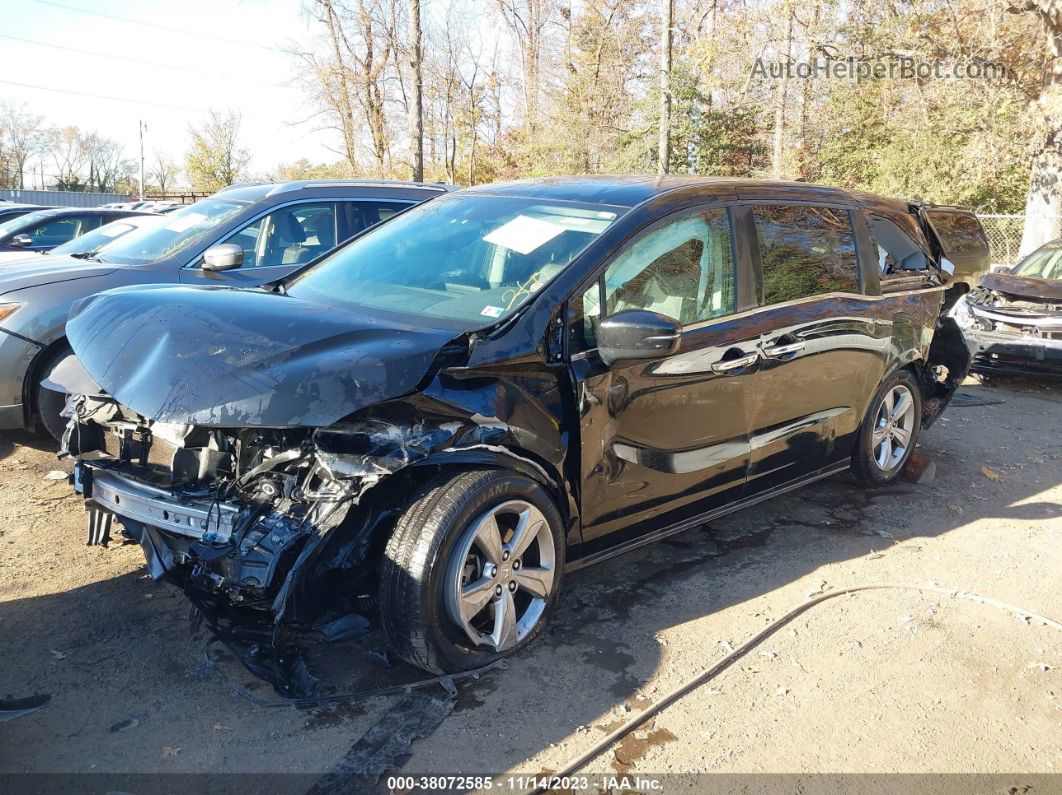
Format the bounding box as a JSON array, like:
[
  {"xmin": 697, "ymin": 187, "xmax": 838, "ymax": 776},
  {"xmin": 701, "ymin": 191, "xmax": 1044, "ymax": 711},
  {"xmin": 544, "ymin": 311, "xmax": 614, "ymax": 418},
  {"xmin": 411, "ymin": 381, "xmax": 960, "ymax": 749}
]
[
  {"xmin": 967, "ymin": 330, "xmax": 1062, "ymax": 376},
  {"xmin": 73, "ymin": 462, "xmax": 237, "ymax": 544}
]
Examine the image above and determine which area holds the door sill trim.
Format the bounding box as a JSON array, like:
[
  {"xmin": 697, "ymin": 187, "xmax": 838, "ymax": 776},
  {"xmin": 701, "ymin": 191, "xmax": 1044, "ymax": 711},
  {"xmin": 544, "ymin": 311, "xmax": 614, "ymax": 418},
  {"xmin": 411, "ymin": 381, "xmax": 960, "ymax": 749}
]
[{"xmin": 566, "ymin": 461, "xmax": 852, "ymax": 572}]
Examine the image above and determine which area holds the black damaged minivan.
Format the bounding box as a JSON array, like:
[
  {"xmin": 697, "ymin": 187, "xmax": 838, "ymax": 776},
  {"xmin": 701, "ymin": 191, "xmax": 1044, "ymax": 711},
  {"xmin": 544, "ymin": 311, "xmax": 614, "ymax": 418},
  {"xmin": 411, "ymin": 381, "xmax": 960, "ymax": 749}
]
[{"xmin": 58, "ymin": 177, "xmax": 974, "ymax": 691}]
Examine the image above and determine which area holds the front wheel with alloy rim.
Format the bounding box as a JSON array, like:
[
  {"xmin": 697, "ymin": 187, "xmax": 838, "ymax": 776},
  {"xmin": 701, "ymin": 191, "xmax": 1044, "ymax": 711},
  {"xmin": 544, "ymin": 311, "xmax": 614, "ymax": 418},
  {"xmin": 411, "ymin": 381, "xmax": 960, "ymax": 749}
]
[
  {"xmin": 379, "ymin": 469, "xmax": 565, "ymax": 673},
  {"xmin": 850, "ymin": 368, "xmax": 923, "ymax": 486}
]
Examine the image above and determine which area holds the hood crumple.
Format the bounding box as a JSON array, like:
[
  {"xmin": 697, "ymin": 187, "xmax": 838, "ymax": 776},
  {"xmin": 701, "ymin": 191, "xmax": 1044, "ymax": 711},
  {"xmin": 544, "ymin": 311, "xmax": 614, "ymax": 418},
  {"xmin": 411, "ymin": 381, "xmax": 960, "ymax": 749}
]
[
  {"xmin": 0, "ymin": 255, "xmax": 117, "ymax": 296},
  {"xmin": 979, "ymin": 271, "xmax": 1062, "ymax": 302},
  {"xmin": 66, "ymin": 285, "xmax": 458, "ymax": 427}
]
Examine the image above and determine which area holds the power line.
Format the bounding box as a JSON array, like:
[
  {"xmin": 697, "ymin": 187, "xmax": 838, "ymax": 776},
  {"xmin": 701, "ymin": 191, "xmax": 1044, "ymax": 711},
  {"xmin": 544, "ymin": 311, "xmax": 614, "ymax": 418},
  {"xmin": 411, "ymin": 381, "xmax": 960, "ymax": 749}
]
[
  {"xmin": 0, "ymin": 79, "xmax": 286, "ymax": 124},
  {"xmin": 0, "ymin": 78, "xmax": 205, "ymax": 113},
  {"xmin": 0, "ymin": 33, "xmax": 250, "ymax": 81},
  {"xmin": 36, "ymin": 0, "xmax": 289, "ymax": 54}
]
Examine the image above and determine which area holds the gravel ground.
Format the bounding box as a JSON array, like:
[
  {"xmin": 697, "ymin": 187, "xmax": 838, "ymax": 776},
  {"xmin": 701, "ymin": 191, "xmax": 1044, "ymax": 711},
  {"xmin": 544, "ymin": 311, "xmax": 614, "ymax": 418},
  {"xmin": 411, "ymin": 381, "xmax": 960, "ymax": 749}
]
[{"xmin": 1, "ymin": 375, "xmax": 1060, "ymax": 786}]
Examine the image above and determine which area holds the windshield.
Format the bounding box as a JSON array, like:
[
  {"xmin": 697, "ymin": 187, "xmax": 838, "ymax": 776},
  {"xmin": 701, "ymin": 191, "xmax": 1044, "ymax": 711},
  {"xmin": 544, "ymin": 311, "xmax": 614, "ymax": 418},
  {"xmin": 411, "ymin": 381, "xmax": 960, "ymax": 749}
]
[
  {"xmin": 48, "ymin": 219, "xmax": 143, "ymax": 257},
  {"xmin": 97, "ymin": 198, "xmax": 247, "ymax": 265},
  {"xmin": 1015, "ymin": 245, "xmax": 1062, "ymax": 281},
  {"xmin": 287, "ymin": 194, "xmax": 620, "ymax": 325},
  {"xmin": 0, "ymin": 210, "xmax": 54, "ymax": 238}
]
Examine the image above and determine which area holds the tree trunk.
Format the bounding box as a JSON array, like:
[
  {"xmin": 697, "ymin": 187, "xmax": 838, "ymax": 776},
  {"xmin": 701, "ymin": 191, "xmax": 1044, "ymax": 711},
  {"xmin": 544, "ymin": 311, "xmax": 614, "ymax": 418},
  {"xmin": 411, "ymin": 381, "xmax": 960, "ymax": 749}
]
[
  {"xmin": 408, "ymin": 0, "xmax": 424, "ymax": 181},
  {"xmin": 318, "ymin": 0, "xmax": 360, "ymax": 174},
  {"xmin": 1019, "ymin": 3, "xmax": 1062, "ymax": 256},
  {"xmin": 771, "ymin": 2, "xmax": 793, "ymax": 180},
  {"xmin": 657, "ymin": 0, "xmax": 673, "ymax": 175}
]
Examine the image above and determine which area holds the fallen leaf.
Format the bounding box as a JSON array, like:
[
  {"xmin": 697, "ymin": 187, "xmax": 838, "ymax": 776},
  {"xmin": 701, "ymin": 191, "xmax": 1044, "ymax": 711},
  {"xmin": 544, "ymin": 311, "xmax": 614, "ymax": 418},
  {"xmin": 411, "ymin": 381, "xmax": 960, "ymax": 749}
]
[
  {"xmin": 213, "ymin": 723, "xmax": 230, "ymax": 731},
  {"xmin": 161, "ymin": 746, "xmax": 181, "ymax": 757},
  {"xmin": 109, "ymin": 718, "xmax": 139, "ymax": 733},
  {"xmin": 980, "ymin": 466, "xmax": 1001, "ymax": 481},
  {"xmin": 43, "ymin": 470, "xmax": 67, "ymax": 481},
  {"xmin": 49, "ymin": 649, "xmax": 66, "ymax": 660}
]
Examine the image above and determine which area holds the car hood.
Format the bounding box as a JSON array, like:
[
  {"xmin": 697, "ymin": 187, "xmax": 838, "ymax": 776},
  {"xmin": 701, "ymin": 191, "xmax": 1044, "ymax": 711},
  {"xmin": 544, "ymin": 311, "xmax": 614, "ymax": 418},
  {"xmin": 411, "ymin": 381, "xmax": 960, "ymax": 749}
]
[
  {"xmin": 0, "ymin": 254, "xmax": 116, "ymax": 296},
  {"xmin": 980, "ymin": 271, "xmax": 1062, "ymax": 302},
  {"xmin": 0, "ymin": 251, "xmax": 44, "ymax": 265},
  {"xmin": 66, "ymin": 285, "xmax": 457, "ymax": 427}
]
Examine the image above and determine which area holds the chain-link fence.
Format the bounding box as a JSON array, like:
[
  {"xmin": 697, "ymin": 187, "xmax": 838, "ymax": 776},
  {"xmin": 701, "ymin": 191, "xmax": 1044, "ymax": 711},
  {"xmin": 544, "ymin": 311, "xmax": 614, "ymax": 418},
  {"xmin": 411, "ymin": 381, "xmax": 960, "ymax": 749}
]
[{"xmin": 977, "ymin": 213, "xmax": 1062, "ymax": 267}]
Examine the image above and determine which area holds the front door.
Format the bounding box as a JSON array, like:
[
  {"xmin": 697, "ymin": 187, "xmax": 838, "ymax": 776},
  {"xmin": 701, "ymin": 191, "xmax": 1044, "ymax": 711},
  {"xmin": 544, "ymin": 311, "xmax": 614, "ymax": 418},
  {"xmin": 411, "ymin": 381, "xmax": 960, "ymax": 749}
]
[{"xmin": 570, "ymin": 206, "xmax": 758, "ymax": 549}]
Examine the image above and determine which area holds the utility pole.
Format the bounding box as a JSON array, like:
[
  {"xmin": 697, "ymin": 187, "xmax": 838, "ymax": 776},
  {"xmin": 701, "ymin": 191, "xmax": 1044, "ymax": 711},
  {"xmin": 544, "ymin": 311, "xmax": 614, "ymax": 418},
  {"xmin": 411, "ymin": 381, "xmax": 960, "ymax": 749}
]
[{"xmin": 138, "ymin": 120, "xmax": 146, "ymax": 200}]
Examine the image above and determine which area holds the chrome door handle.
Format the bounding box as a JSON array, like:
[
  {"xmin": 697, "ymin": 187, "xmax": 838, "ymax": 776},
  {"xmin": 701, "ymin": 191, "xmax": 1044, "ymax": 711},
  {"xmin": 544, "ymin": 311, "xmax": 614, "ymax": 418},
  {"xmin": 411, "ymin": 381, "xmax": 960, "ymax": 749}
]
[
  {"xmin": 711, "ymin": 353, "xmax": 759, "ymax": 373},
  {"xmin": 761, "ymin": 341, "xmax": 805, "ymax": 357}
]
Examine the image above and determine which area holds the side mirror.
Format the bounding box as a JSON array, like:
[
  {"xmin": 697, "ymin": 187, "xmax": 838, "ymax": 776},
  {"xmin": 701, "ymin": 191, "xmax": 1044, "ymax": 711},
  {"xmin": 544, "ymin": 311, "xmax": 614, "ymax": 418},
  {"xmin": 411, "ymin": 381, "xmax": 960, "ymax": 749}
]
[
  {"xmin": 202, "ymin": 243, "xmax": 244, "ymax": 272},
  {"xmin": 10, "ymin": 234, "xmax": 32, "ymax": 249},
  {"xmin": 597, "ymin": 309, "xmax": 681, "ymax": 366}
]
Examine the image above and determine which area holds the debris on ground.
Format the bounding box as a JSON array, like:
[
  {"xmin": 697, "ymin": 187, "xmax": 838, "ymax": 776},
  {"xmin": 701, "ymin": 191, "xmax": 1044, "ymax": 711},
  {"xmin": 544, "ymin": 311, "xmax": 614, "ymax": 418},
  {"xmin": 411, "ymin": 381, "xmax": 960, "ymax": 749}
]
[{"xmin": 902, "ymin": 451, "xmax": 937, "ymax": 485}]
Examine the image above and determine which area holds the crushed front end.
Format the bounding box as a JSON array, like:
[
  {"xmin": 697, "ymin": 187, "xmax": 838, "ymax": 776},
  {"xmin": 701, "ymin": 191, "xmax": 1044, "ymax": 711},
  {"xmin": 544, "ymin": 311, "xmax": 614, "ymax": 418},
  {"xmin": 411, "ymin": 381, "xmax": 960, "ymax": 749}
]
[
  {"xmin": 63, "ymin": 397, "xmax": 433, "ymax": 695},
  {"xmin": 952, "ymin": 279, "xmax": 1062, "ymax": 377}
]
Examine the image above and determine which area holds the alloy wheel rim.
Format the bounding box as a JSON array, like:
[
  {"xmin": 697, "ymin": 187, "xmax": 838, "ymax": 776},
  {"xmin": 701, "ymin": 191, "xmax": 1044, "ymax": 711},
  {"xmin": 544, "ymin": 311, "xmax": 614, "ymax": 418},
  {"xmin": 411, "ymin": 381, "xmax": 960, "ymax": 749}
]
[
  {"xmin": 444, "ymin": 499, "xmax": 556, "ymax": 652},
  {"xmin": 872, "ymin": 384, "xmax": 916, "ymax": 472}
]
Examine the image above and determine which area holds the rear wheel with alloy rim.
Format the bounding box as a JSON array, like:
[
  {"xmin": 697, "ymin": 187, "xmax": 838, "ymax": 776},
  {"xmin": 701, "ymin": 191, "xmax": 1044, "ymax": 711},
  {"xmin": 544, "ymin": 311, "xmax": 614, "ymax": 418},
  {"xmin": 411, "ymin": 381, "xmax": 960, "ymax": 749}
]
[
  {"xmin": 850, "ymin": 368, "xmax": 923, "ymax": 486},
  {"xmin": 379, "ymin": 469, "xmax": 564, "ymax": 673}
]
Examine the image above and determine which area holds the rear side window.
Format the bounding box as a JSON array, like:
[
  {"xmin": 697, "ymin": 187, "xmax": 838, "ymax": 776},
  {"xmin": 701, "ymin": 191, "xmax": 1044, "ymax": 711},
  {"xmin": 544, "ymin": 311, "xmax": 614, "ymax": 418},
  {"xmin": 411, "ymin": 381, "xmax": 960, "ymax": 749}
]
[
  {"xmin": 925, "ymin": 211, "xmax": 987, "ymax": 255},
  {"xmin": 345, "ymin": 200, "xmax": 408, "ymax": 239},
  {"xmin": 752, "ymin": 205, "xmax": 860, "ymax": 304},
  {"xmin": 870, "ymin": 216, "xmax": 928, "ymax": 275}
]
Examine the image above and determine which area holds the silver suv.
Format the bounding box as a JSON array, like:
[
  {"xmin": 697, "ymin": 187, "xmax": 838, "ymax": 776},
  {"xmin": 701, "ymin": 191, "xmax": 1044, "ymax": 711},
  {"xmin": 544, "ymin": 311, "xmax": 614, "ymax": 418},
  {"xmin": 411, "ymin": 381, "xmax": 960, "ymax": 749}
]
[{"xmin": 0, "ymin": 180, "xmax": 453, "ymax": 439}]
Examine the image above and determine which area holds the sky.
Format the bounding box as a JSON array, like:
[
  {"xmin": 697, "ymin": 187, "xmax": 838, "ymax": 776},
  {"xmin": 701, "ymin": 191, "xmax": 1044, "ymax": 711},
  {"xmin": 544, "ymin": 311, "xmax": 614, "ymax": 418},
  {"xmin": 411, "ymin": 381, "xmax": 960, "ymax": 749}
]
[{"xmin": 0, "ymin": 0, "xmax": 337, "ymax": 182}]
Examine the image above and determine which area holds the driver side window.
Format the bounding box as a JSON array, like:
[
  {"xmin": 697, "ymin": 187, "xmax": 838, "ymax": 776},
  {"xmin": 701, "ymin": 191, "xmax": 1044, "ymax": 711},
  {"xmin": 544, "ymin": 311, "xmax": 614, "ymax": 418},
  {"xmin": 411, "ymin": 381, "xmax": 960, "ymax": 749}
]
[
  {"xmin": 218, "ymin": 202, "xmax": 337, "ymax": 268},
  {"xmin": 576, "ymin": 207, "xmax": 735, "ymax": 350}
]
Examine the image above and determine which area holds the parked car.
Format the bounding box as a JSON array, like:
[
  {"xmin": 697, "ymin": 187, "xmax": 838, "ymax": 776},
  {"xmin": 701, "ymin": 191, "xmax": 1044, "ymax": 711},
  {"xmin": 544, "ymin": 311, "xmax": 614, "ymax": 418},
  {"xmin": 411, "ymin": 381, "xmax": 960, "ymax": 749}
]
[
  {"xmin": 0, "ymin": 203, "xmax": 53, "ymax": 224},
  {"xmin": 53, "ymin": 176, "xmax": 972, "ymax": 694},
  {"xmin": 1, "ymin": 215, "xmax": 166, "ymax": 264},
  {"xmin": 0, "ymin": 180, "xmax": 453, "ymax": 440},
  {"xmin": 951, "ymin": 237, "xmax": 1062, "ymax": 377},
  {"xmin": 0, "ymin": 207, "xmax": 153, "ymax": 260}
]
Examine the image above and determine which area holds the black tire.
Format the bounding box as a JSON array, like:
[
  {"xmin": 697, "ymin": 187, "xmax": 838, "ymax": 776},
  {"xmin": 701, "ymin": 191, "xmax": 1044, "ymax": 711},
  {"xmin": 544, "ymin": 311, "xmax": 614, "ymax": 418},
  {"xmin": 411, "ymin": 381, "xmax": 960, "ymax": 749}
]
[
  {"xmin": 35, "ymin": 343, "xmax": 72, "ymax": 443},
  {"xmin": 379, "ymin": 468, "xmax": 565, "ymax": 673},
  {"xmin": 850, "ymin": 367, "xmax": 923, "ymax": 487}
]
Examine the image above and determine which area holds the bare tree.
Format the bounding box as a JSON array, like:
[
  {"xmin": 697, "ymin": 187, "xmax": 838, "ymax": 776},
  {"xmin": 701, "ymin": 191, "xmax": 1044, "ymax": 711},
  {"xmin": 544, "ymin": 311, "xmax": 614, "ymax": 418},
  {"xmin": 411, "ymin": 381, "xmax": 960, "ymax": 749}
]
[
  {"xmin": 771, "ymin": 0, "xmax": 794, "ymax": 179},
  {"xmin": 83, "ymin": 132, "xmax": 130, "ymax": 193},
  {"xmin": 408, "ymin": 0, "xmax": 424, "ymax": 181},
  {"xmin": 151, "ymin": 153, "xmax": 179, "ymax": 194},
  {"xmin": 493, "ymin": 0, "xmax": 551, "ymax": 130},
  {"xmin": 658, "ymin": 0, "xmax": 673, "ymax": 175},
  {"xmin": 185, "ymin": 110, "xmax": 251, "ymax": 192},
  {"xmin": 50, "ymin": 126, "xmax": 88, "ymax": 191},
  {"xmin": 0, "ymin": 103, "xmax": 44, "ymax": 189}
]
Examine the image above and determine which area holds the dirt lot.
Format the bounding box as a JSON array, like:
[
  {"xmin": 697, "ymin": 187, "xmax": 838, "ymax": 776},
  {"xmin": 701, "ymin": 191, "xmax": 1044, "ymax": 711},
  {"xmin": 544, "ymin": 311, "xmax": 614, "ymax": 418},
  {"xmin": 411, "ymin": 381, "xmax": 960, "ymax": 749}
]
[{"xmin": 1, "ymin": 375, "xmax": 1060, "ymax": 788}]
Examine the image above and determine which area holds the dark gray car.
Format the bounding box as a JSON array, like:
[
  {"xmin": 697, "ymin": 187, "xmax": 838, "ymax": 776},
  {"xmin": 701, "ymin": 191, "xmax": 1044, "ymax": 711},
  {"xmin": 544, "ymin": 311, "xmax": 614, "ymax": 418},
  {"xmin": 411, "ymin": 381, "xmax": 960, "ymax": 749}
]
[{"xmin": 0, "ymin": 180, "xmax": 453, "ymax": 438}]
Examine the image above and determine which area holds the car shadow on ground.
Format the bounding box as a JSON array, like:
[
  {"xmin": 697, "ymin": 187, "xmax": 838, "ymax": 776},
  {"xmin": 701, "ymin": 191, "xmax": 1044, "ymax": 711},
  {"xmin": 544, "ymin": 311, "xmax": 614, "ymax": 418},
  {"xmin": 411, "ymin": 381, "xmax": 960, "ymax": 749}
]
[
  {"xmin": 0, "ymin": 428, "xmax": 57, "ymax": 463},
  {"xmin": 0, "ymin": 375, "xmax": 1059, "ymax": 776}
]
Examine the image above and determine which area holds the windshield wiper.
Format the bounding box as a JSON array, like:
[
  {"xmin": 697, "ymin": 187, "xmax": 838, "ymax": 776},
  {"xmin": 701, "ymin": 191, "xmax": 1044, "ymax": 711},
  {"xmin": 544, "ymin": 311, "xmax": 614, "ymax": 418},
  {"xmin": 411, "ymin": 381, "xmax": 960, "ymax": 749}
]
[{"xmin": 70, "ymin": 252, "xmax": 103, "ymax": 262}]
